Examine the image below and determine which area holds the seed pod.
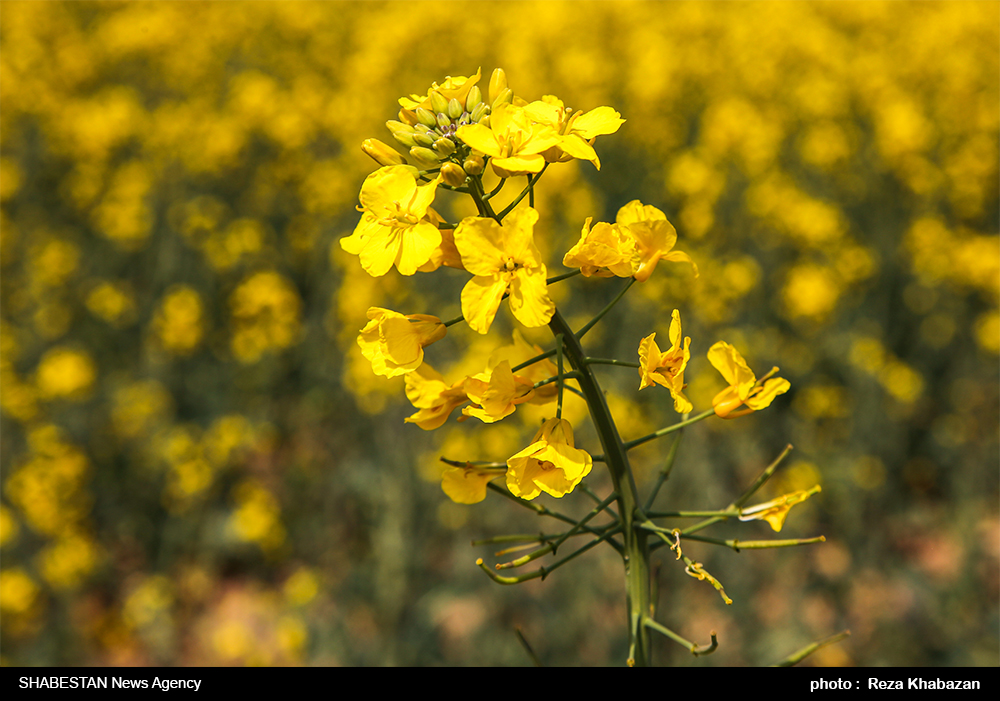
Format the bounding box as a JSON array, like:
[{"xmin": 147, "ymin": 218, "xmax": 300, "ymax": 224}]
[
  {"xmin": 465, "ymin": 85, "xmax": 483, "ymax": 113},
  {"xmin": 415, "ymin": 108, "xmax": 438, "ymax": 128},
  {"xmin": 463, "ymin": 154, "xmax": 485, "ymax": 175},
  {"xmin": 440, "ymin": 162, "xmax": 467, "ymax": 188},
  {"xmin": 362, "ymin": 138, "xmax": 408, "ymax": 167}
]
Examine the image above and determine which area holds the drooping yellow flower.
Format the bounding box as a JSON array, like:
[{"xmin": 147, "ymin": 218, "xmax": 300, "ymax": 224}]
[
  {"xmin": 506, "ymin": 418, "xmax": 593, "ymax": 500},
  {"xmin": 441, "ymin": 464, "xmax": 505, "ymax": 504},
  {"xmin": 340, "ymin": 165, "xmax": 442, "ymax": 277},
  {"xmin": 563, "ymin": 217, "xmax": 637, "ymax": 278},
  {"xmin": 708, "ymin": 341, "xmax": 790, "ymax": 419},
  {"xmin": 638, "ymin": 310, "xmax": 693, "ymax": 414},
  {"xmin": 462, "ymin": 360, "xmax": 535, "ymax": 423},
  {"xmin": 357, "ymin": 307, "xmax": 446, "ymax": 378},
  {"xmin": 454, "ymin": 207, "xmax": 555, "ymax": 334},
  {"xmin": 739, "ymin": 485, "xmax": 821, "ymax": 532},
  {"xmin": 523, "ymin": 96, "xmax": 625, "ymax": 169},
  {"xmin": 403, "ymin": 363, "xmax": 468, "ymax": 430},
  {"xmin": 616, "ymin": 200, "xmax": 698, "ymax": 283},
  {"xmin": 455, "ymin": 102, "xmax": 562, "ymax": 177},
  {"xmin": 487, "ymin": 330, "xmax": 559, "ymax": 405}
]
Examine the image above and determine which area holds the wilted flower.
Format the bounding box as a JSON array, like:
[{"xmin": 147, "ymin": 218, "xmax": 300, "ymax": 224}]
[
  {"xmin": 708, "ymin": 341, "xmax": 790, "ymax": 418},
  {"xmin": 638, "ymin": 310, "xmax": 693, "ymax": 414},
  {"xmin": 506, "ymin": 418, "xmax": 592, "ymax": 500}
]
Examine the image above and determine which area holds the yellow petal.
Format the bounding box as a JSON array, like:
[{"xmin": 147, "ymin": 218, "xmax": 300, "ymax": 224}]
[
  {"xmin": 441, "ymin": 466, "xmax": 502, "ymax": 504},
  {"xmin": 571, "ymin": 106, "xmax": 625, "ymax": 139},
  {"xmin": 745, "ymin": 377, "xmax": 791, "ymax": 410},
  {"xmin": 454, "ymin": 217, "xmax": 505, "ymax": 276},
  {"xmin": 461, "ymin": 275, "xmax": 509, "ymax": 334},
  {"xmin": 508, "ymin": 266, "xmax": 554, "ymax": 328}
]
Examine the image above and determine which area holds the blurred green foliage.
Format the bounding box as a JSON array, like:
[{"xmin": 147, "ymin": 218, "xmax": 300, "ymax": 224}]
[{"xmin": 1, "ymin": 0, "xmax": 997, "ymax": 666}]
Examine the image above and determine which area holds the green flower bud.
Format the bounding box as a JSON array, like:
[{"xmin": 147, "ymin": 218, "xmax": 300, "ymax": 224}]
[
  {"xmin": 436, "ymin": 113, "xmax": 452, "ymax": 131},
  {"xmin": 479, "ymin": 115, "xmax": 491, "ymax": 129},
  {"xmin": 386, "ymin": 120, "xmax": 412, "ymax": 135},
  {"xmin": 430, "ymin": 90, "xmax": 450, "ymax": 115},
  {"xmin": 362, "ymin": 138, "xmax": 408, "ymax": 167},
  {"xmin": 491, "ymin": 88, "xmax": 513, "ymax": 111},
  {"xmin": 470, "ymin": 102, "xmax": 489, "ymax": 124},
  {"xmin": 409, "ymin": 146, "xmax": 441, "ymax": 165},
  {"xmin": 465, "ymin": 85, "xmax": 483, "ymax": 113},
  {"xmin": 415, "ymin": 108, "xmax": 438, "ymax": 128},
  {"xmin": 463, "ymin": 154, "xmax": 484, "ymax": 175},
  {"xmin": 440, "ymin": 162, "xmax": 467, "ymax": 188},
  {"xmin": 432, "ymin": 138, "xmax": 456, "ymax": 156},
  {"xmin": 392, "ymin": 131, "xmax": 418, "ymax": 148},
  {"xmin": 412, "ymin": 131, "xmax": 436, "ymax": 148},
  {"xmin": 489, "ymin": 68, "xmax": 508, "ymax": 105},
  {"xmin": 447, "ymin": 98, "xmax": 464, "ymax": 120}
]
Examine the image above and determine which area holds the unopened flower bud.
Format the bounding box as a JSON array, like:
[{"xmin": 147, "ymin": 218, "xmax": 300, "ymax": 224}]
[
  {"xmin": 432, "ymin": 138, "xmax": 456, "ymax": 156},
  {"xmin": 409, "ymin": 146, "xmax": 441, "ymax": 166},
  {"xmin": 392, "ymin": 131, "xmax": 418, "ymax": 148},
  {"xmin": 465, "ymin": 85, "xmax": 483, "ymax": 113},
  {"xmin": 386, "ymin": 120, "xmax": 412, "ymax": 135},
  {"xmin": 397, "ymin": 109, "xmax": 419, "ymax": 126},
  {"xmin": 491, "ymin": 87, "xmax": 513, "ymax": 110},
  {"xmin": 463, "ymin": 154, "xmax": 484, "ymax": 175},
  {"xmin": 489, "ymin": 68, "xmax": 508, "ymax": 105},
  {"xmin": 470, "ymin": 102, "xmax": 489, "ymax": 123},
  {"xmin": 430, "ymin": 90, "xmax": 450, "ymax": 115},
  {"xmin": 440, "ymin": 162, "xmax": 467, "ymax": 188},
  {"xmin": 412, "ymin": 131, "xmax": 436, "ymax": 148},
  {"xmin": 415, "ymin": 108, "xmax": 438, "ymax": 128},
  {"xmin": 436, "ymin": 113, "xmax": 452, "ymax": 131},
  {"xmin": 447, "ymin": 98, "xmax": 464, "ymax": 120},
  {"xmin": 362, "ymin": 138, "xmax": 408, "ymax": 167}
]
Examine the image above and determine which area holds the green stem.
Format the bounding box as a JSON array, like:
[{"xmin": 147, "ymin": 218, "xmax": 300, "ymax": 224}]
[
  {"xmin": 575, "ymin": 277, "xmax": 636, "ymax": 340},
  {"xmin": 585, "ymin": 357, "xmax": 640, "ymax": 369},
  {"xmin": 623, "ymin": 409, "xmax": 716, "ymax": 450},
  {"xmin": 497, "ymin": 163, "xmax": 549, "ymax": 220},
  {"xmin": 643, "ymin": 431, "xmax": 683, "ymax": 512},
  {"xmin": 548, "ymin": 308, "xmax": 650, "ymax": 666}
]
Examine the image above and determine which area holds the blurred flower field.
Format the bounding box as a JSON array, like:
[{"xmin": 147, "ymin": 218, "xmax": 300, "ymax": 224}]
[{"xmin": 1, "ymin": 1, "xmax": 997, "ymax": 666}]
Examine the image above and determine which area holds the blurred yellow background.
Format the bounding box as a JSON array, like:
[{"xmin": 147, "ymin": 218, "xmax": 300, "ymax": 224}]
[{"xmin": 1, "ymin": 1, "xmax": 997, "ymax": 666}]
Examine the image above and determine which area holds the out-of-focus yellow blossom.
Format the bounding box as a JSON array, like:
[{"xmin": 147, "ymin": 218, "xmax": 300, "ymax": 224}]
[
  {"xmin": 35, "ymin": 347, "xmax": 96, "ymax": 400},
  {"xmin": 462, "ymin": 360, "xmax": 536, "ymax": 424},
  {"xmin": 523, "ymin": 96, "xmax": 624, "ymax": 169},
  {"xmin": 357, "ymin": 307, "xmax": 446, "ymax": 378},
  {"xmin": 111, "ymin": 379, "xmax": 173, "ymax": 439},
  {"xmin": 562, "ymin": 216, "xmax": 637, "ymax": 278},
  {"xmin": 229, "ymin": 480, "xmax": 285, "ymax": 551},
  {"xmin": 229, "ymin": 271, "xmax": 301, "ymax": 363},
  {"xmin": 638, "ymin": 310, "xmax": 693, "ymax": 414},
  {"xmin": 454, "ymin": 207, "xmax": 554, "ymax": 334},
  {"xmin": 0, "ymin": 506, "xmax": 19, "ymax": 547},
  {"xmin": 456, "ymin": 102, "xmax": 562, "ymax": 177},
  {"xmin": 487, "ymin": 330, "xmax": 559, "ymax": 405},
  {"xmin": 739, "ymin": 485, "xmax": 822, "ymax": 532},
  {"xmin": 617, "ymin": 200, "xmax": 698, "ymax": 283},
  {"xmin": 404, "ymin": 363, "xmax": 469, "ymax": 431},
  {"xmin": 708, "ymin": 341, "xmax": 790, "ymax": 419},
  {"xmin": 506, "ymin": 418, "xmax": 592, "ymax": 500},
  {"xmin": 0, "ymin": 568, "xmax": 40, "ymax": 615},
  {"xmin": 283, "ymin": 568, "xmax": 320, "ymax": 607},
  {"xmin": 340, "ymin": 165, "xmax": 443, "ymax": 277},
  {"xmin": 37, "ymin": 532, "xmax": 100, "ymax": 590},
  {"xmin": 153, "ymin": 286, "xmax": 204, "ymax": 355},
  {"xmin": 441, "ymin": 464, "xmax": 505, "ymax": 504},
  {"xmin": 86, "ymin": 280, "xmax": 135, "ymax": 326}
]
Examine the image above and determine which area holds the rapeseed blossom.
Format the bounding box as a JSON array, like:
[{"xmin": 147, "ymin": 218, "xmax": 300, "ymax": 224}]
[
  {"xmin": 739, "ymin": 486, "xmax": 822, "ymax": 531},
  {"xmin": 506, "ymin": 418, "xmax": 593, "ymax": 500},
  {"xmin": 403, "ymin": 364, "xmax": 469, "ymax": 430},
  {"xmin": 708, "ymin": 342, "xmax": 790, "ymax": 419},
  {"xmin": 462, "ymin": 360, "xmax": 535, "ymax": 423},
  {"xmin": 523, "ymin": 96, "xmax": 624, "ymax": 169},
  {"xmin": 638, "ymin": 310, "xmax": 693, "ymax": 414},
  {"xmin": 563, "ymin": 217, "xmax": 637, "ymax": 278},
  {"xmin": 617, "ymin": 201, "xmax": 698, "ymax": 283},
  {"xmin": 440, "ymin": 464, "xmax": 505, "ymax": 504},
  {"xmin": 455, "ymin": 102, "xmax": 561, "ymax": 177},
  {"xmin": 357, "ymin": 308, "xmax": 446, "ymax": 378}
]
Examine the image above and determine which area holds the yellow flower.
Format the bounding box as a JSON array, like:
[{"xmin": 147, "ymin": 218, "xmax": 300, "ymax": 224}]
[
  {"xmin": 739, "ymin": 485, "xmax": 821, "ymax": 532},
  {"xmin": 403, "ymin": 363, "xmax": 468, "ymax": 430},
  {"xmin": 416, "ymin": 217, "xmax": 464, "ymax": 272},
  {"xmin": 340, "ymin": 165, "xmax": 442, "ymax": 277},
  {"xmin": 616, "ymin": 200, "xmax": 698, "ymax": 283},
  {"xmin": 638, "ymin": 310, "xmax": 693, "ymax": 414},
  {"xmin": 455, "ymin": 102, "xmax": 561, "ymax": 177},
  {"xmin": 708, "ymin": 341, "xmax": 790, "ymax": 418},
  {"xmin": 523, "ymin": 96, "xmax": 624, "ymax": 169},
  {"xmin": 398, "ymin": 69, "xmax": 483, "ymax": 113},
  {"xmin": 462, "ymin": 360, "xmax": 535, "ymax": 423},
  {"xmin": 487, "ymin": 330, "xmax": 559, "ymax": 405},
  {"xmin": 563, "ymin": 216, "xmax": 637, "ymax": 278},
  {"xmin": 357, "ymin": 307, "xmax": 446, "ymax": 378},
  {"xmin": 507, "ymin": 418, "xmax": 593, "ymax": 500},
  {"xmin": 441, "ymin": 464, "xmax": 505, "ymax": 504},
  {"xmin": 454, "ymin": 207, "xmax": 555, "ymax": 334}
]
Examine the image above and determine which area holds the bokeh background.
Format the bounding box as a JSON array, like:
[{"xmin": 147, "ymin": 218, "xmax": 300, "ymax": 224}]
[{"xmin": 1, "ymin": 1, "xmax": 997, "ymax": 667}]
